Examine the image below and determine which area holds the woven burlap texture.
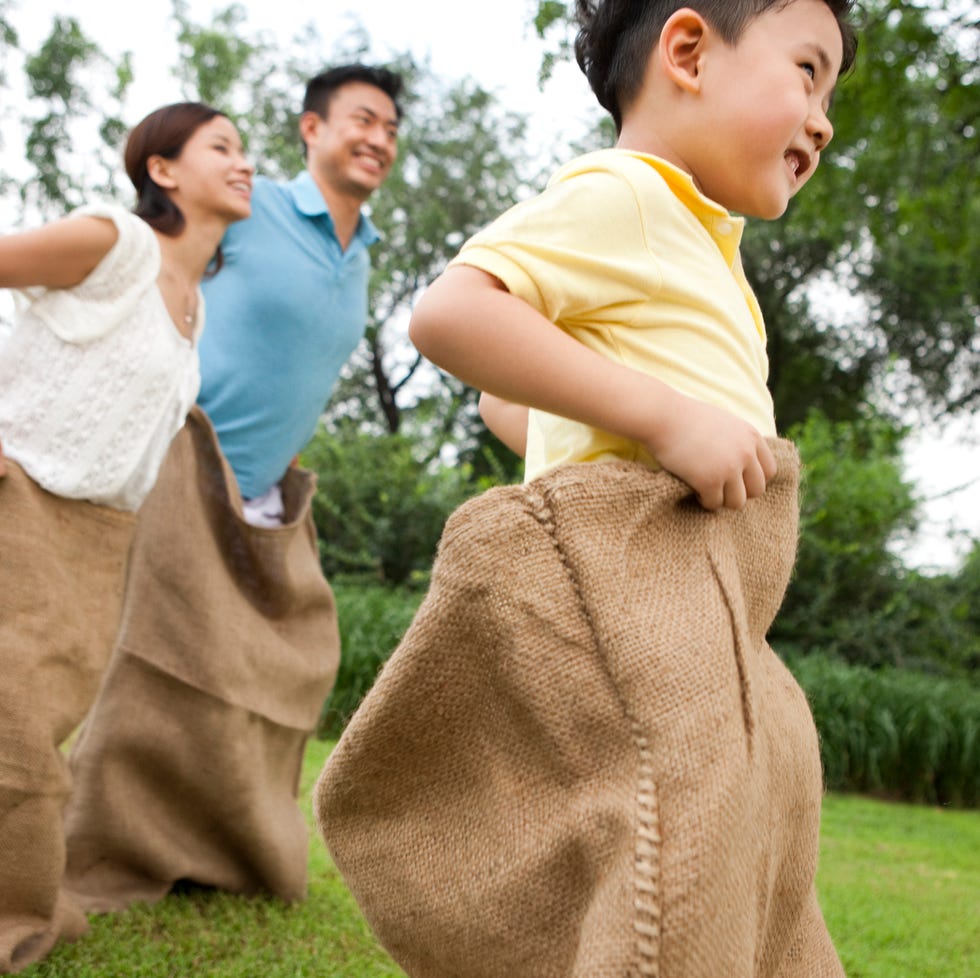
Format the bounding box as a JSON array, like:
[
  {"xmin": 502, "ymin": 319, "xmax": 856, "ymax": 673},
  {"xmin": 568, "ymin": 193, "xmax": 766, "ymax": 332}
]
[
  {"xmin": 316, "ymin": 441, "xmax": 843, "ymax": 978},
  {"xmin": 63, "ymin": 407, "xmax": 340, "ymax": 912},
  {"xmin": 0, "ymin": 462, "xmax": 134, "ymax": 974}
]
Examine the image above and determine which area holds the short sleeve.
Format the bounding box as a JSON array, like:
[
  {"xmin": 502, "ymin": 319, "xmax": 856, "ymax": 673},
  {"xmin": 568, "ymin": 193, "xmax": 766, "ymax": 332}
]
[
  {"xmin": 17, "ymin": 203, "xmax": 161, "ymax": 344},
  {"xmin": 450, "ymin": 165, "xmax": 661, "ymax": 326}
]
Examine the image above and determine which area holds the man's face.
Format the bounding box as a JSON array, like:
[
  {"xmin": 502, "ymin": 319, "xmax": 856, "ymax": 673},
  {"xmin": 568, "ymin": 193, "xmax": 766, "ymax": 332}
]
[{"xmin": 304, "ymin": 81, "xmax": 399, "ymax": 202}]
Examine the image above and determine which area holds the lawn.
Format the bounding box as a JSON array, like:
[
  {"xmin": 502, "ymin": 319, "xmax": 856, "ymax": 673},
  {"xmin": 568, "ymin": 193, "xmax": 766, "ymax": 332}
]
[{"xmin": 27, "ymin": 739, "xmax": 979, "ymax": 977}]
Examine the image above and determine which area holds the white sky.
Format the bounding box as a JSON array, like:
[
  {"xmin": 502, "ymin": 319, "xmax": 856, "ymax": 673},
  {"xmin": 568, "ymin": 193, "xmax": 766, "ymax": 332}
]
[{"xmin": 4, "ymin": 0, "xmax": 980, "ymax": 570}]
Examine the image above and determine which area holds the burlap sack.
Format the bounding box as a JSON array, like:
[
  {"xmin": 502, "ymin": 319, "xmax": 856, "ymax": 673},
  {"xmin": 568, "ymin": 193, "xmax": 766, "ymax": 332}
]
[
  {"xmin": 63, "ymin": 407, "xmax": 340, "ymax": 912},
  {"xmin": 316, "ymin": 441, "xmax": 843, "ymax": 978},
  {"xmin": 0, "ymin": 462, "xmax": 134, "ymax": 974}
]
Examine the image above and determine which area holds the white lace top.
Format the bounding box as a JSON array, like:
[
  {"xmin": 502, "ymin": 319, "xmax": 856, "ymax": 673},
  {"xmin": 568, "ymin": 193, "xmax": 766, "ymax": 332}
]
[{"xmin": 0, "ymin": 203, "xmax": 203, "ymax": 511}]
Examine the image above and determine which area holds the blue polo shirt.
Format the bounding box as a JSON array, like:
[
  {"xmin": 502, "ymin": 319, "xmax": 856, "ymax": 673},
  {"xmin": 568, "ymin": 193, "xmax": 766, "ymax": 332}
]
[{"xmin": 198, "ymin": 171, "xmax": 380, "ymax": 499}]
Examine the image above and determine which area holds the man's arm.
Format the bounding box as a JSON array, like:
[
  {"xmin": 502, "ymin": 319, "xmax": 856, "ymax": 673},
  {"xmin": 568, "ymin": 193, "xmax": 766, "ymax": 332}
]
[{"xmin": 409, "ymin": 264, "xmax": 776, "ymax": 510}]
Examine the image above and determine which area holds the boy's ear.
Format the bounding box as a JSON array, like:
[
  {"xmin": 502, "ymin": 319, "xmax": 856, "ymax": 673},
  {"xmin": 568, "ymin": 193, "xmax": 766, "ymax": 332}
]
[
  {"xmin": 659, "ymin": 9, "xmax": 709, "ymax": 94},
  {"xmin": 146, "ymin": 154, "xmax": 177, "ymax": 190}
]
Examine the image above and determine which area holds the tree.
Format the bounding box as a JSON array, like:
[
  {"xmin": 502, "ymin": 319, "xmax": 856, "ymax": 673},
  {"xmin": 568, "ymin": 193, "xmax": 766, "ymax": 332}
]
[
  {"xmin": 770, "ymin": 410, "xmax": 921, "ymax": 665},
  {"xmin": 13, "ymin": 17, "xmax": 131, "ymax": 219},
  {"xmin": 530, "ymin": 1, "xmax": 980, "ymax": 427},
  {"xmin": 325, "ymin": 63, "xmax": 532, "ymax": 449}
]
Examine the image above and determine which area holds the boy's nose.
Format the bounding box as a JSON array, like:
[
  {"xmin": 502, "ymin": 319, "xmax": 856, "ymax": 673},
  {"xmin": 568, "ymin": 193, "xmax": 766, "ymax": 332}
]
[{"xmin": 808, "ymin": 109, "xmax": 834, "ymax": 151}]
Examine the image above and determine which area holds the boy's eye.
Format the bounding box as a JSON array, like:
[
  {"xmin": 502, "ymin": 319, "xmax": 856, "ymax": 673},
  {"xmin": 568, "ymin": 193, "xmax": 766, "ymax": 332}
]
[{"xmin": 801, "ymin": 62, "xmax": 816, "ymax": 80}]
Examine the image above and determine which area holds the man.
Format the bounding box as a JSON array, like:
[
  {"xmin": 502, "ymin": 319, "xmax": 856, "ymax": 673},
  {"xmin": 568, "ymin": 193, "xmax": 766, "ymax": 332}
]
[
  {"xmin": 199, "ymin": 64, "xmax": 402, "ymax": 525},
  {"xmin": 62, "ymin": 64, "xmax": 403, "ymax": 912}
]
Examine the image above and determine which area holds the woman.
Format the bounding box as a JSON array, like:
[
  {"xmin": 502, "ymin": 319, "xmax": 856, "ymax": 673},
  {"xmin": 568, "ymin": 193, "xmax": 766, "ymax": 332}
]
[{"xmin": 0, "ymin": 102, "xmax": 252, "ymax": 974}]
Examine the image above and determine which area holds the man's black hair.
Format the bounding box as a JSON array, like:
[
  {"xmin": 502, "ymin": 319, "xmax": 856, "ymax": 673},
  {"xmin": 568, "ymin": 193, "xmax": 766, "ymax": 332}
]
[{"xmin": 303, "ymin": 63, "xmax": 404, "ymax": 120}]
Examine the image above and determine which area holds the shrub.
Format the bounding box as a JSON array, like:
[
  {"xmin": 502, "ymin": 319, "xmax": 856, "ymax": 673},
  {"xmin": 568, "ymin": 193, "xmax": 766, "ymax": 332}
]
[
  {"xmin": 788, "ymin": 653, "xmax": 979, "ymax": 807},
  {"xmin": 302, "ymin": 425, "xmax": 475, "ymax": 585},
  {"xmin": 772, "ymin": 411, "xmax": 920, "ymax": 667},
  {"xmin": 317, "ymin": 578, "xmax": 424, "ymax": 737}
]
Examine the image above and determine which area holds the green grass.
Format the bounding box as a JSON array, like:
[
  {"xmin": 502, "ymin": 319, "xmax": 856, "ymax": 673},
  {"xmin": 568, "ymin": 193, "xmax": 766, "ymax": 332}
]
[
  {"xmin": 27, "ymin": 742, "xmax": 979, "ymax": 977},
  {"xmin": 29, "ymin": 739, "xmax": 404, "ymax": 978},
  {"xmin": 819, "ymin": 793, "xmax": 979, "ymax": 978}
]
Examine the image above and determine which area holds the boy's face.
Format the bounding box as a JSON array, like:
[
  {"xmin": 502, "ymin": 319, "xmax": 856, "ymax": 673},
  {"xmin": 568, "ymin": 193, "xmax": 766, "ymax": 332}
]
[{"xmin": 691, "ymin": 0, "xmax": 844, "ymax": 219}]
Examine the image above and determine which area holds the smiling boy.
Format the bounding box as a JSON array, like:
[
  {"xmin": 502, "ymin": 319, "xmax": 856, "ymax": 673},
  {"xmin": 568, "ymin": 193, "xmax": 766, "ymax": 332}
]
[
  {"xmin": 318, "ymin": 5, "xmax": 857, "ymax": 978},
  {"xmin": 411, "ymin": 0, "xmax": 854, "ymax": 511}
]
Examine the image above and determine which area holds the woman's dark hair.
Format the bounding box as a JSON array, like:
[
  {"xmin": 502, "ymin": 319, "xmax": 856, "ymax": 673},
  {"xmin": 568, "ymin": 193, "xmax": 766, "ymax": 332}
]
[
  {"xmin": 125, "ymin": 101, "xmax": 227, "ymax": 237},
  {"xmin": 574, "ymin": 0, "xmax": 858, "ymax": 132}
]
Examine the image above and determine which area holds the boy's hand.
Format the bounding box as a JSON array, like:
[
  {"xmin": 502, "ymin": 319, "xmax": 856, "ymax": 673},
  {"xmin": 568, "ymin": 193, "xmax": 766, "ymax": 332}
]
[{"xmin": 645, "ymin": 394, "xmax": 777, "ymax": 511}]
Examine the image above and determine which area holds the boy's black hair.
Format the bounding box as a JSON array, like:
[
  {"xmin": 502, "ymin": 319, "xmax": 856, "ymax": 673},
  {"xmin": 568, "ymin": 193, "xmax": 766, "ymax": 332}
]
[
  {"xmin": 303, "ymin": 63, "xmax": 404, "ymax": 121},
  {"xmin": 574, "ymin": 0, "xmax": 857, "ymax": 132}
]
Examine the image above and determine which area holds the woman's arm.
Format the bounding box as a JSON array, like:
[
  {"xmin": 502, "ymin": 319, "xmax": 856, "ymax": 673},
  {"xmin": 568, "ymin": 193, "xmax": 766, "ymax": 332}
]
[
  {"xmin": 479, "ymin": 393, "xmax": 528, "ymax": 458},
  {"xmin": 0, "ymin": 216, "xmax": 119, "ymax": 290},
  {"xmin": 410, "ymin": 264, "xmax": 776, "ymax": 510}
]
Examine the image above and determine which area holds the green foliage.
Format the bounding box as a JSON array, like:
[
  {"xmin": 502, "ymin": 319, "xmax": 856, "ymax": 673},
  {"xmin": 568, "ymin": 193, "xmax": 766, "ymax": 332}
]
[
  {"xmin": 172, "ymin": 1, "xmax": 256, "ymax": 107},
  {"xmin": 760, "ymin": 0, "xmax": 980, "ymax": 425},
  {"xmin": 529, "ymin": 1, "xmax": 980, "ymax": 424},
  {"xmin": 789, "ymin": 654, "xmax": 979, "ymax": 808},
  {"xmin": 773, "ymin": 410, "xmax": 922, "ymax": 666},
  {"xmin": 773, "ymin": 410, "xmax": 979, "ymax": 677},
  {"xmin": 317, "ymin": 579, "xmax": 424, "ymax": 738},
  {"xmin": 19, "ymin": 16, "xmax": 130, "ymax": 215},
  {"xmin": 302, "ymin": 425, "xmax": 475, "ymax": 585},
  {"xmin": 0, "ymin": 1, "xmax": 17, "ymax": 86}
]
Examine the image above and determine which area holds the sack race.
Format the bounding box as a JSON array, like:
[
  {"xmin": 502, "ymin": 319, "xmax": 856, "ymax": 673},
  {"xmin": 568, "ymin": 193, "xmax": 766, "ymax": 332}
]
[
  {"xmin": 63, "ymin": 407, "xmax": 340, "ymax": 912},
  {"xmin": 0, "ymin": 462, "xmax": 133, "ymax": 974},
  {"xmin": 316, "ymin": 442, "xmax": 843, "ymax": 978}
]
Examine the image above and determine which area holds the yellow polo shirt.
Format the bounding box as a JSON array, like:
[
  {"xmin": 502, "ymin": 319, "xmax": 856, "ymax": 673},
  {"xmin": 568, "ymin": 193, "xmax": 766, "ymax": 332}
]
[{"xmin": 450, "ymin": 149, "xmax": 777, "ymax": 482}]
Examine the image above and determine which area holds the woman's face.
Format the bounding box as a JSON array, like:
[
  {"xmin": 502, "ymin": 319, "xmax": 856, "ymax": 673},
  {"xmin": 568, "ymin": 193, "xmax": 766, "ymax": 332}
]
[{"xmin": 163, "ymin": 115, "xmax": 254, "ymax": 225}]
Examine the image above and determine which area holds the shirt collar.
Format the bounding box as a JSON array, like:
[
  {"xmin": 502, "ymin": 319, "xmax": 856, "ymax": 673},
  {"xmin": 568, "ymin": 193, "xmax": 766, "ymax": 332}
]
[
  {"xmin": 286, "ymin": 170, "xmax": 382, "ymax": 246},
  {"xmin": 553, "ymin": 149, "xmax": 744, "ymax": 267}
]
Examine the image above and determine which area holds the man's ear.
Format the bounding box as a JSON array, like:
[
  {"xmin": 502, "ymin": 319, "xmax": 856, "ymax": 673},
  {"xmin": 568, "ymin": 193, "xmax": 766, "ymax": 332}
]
[
  {"xmin": 659, "ymin": 9, "xmax": 709, "ymax": 94},
  {"xmin": 299, "ymin": 110, "xmax": 324, "ymax": 150},
  {"xmin": 146, "ymin": 154, "xmax": 177, "ymax": 190}
]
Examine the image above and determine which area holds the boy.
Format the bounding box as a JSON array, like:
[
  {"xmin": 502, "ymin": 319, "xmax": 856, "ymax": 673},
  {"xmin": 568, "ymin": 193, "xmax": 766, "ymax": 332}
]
[
  {"xmin": 411, "ymin": 0, "xmax": 853, "ymax": 508},
  {"xmin": 317, "ymin": 4, "xmax": 857, "ymax": 977}
]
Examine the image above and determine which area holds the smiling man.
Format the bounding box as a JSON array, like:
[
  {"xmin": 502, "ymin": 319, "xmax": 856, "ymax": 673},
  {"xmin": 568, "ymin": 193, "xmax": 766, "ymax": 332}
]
[
  {"xmin": 62, "ymin": 64, "xmax": 403, "ymax": 913},
  {"xmin": 197, "ymin": 64, "xmax": 402, "ymax": 518}
]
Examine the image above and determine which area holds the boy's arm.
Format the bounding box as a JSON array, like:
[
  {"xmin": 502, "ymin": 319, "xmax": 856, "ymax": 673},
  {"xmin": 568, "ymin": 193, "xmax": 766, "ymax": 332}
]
[
  {"xmin": 479, "ymin": 393, "xmax": 528, "ymax": 458},
  {"xmin": 410, "ymin": 264, "xmax": 776, "ymax": 511}
]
